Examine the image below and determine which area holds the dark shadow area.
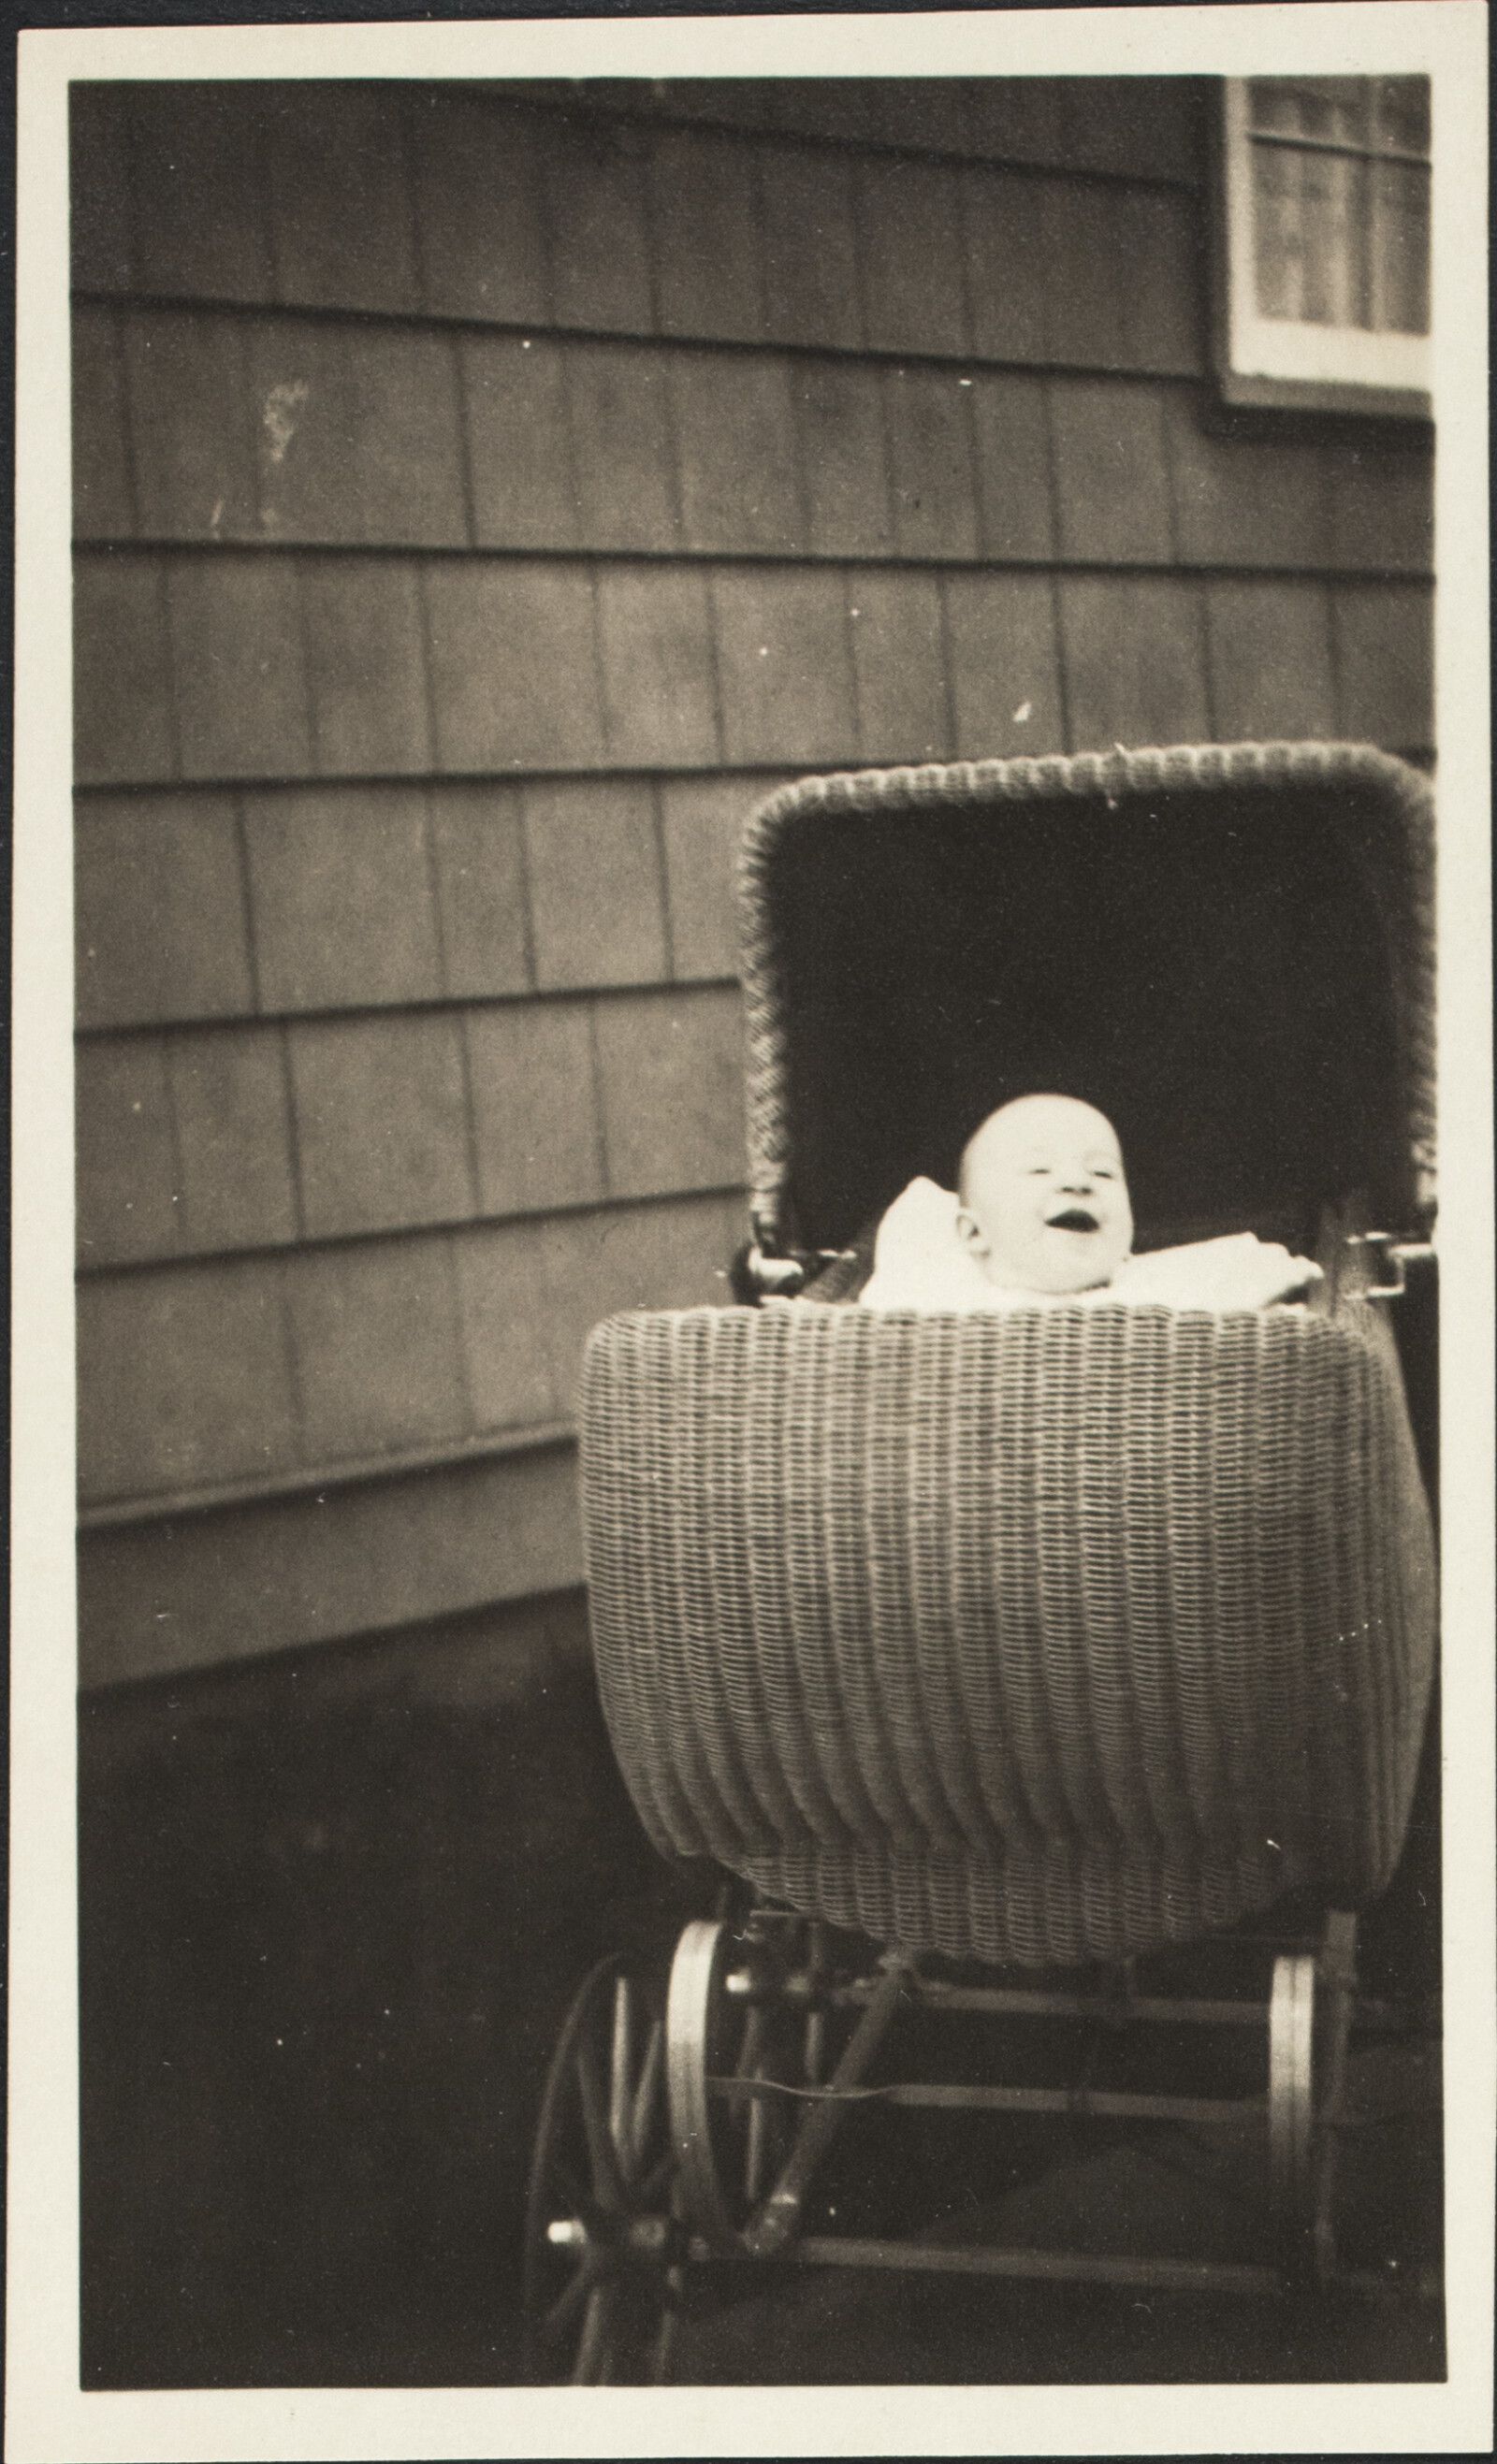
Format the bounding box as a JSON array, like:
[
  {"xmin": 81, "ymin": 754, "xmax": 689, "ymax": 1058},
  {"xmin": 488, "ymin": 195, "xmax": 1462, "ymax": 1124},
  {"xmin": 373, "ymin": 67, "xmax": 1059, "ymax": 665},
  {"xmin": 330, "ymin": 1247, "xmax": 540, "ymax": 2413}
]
[
  {"xmin": 79, "ymin": 1593, "xmax": 697, "ymax": 2386},
  {"xmin": 80, "ymin": 1589, "xmax": 1443, "ymax": 2388}
]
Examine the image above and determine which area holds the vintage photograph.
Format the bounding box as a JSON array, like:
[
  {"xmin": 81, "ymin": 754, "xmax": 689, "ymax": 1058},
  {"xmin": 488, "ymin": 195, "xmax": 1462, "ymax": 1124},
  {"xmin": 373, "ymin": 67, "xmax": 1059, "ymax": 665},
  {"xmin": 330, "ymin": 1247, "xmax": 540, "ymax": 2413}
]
[{"xmin": 13, "ymin": 9, "xmax": 1488, "ymax": 2450}]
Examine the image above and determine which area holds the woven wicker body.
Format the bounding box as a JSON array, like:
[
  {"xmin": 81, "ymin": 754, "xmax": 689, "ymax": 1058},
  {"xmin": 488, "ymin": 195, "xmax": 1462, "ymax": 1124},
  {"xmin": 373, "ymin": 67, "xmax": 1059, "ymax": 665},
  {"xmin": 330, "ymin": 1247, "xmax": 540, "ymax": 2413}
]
[
  {"xmin": 581, "ymin": 742, "xmax": 1437, "ymax": 1968},
  {"xmin": 583, "ymin": 1293, "xmax": 1434, "ymax": 1966}
]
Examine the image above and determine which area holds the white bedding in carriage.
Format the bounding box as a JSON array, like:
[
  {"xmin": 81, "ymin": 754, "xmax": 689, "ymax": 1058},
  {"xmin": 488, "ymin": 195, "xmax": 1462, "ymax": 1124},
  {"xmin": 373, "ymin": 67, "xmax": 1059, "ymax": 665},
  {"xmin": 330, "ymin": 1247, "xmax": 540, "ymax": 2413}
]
[{"xmin": 859, "ymin": 1176, "xmax": 1323, "ymax": 1312}]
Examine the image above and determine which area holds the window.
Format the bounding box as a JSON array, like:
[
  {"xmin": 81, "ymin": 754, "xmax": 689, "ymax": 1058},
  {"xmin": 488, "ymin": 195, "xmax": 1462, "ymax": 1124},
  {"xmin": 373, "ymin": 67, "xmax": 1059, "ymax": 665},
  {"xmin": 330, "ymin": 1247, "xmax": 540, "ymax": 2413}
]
[{"xmin": 1215, "ymin": 75, "xmax": 1431, "ymax": 418}]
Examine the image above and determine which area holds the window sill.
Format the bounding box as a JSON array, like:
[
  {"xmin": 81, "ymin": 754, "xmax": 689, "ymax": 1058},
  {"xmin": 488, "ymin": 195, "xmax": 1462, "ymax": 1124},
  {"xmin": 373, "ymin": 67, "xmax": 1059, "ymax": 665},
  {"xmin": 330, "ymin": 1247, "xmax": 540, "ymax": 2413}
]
[{"xmin": 1217, "ymin": 367, "xmax": 1432, "ymax": 424}]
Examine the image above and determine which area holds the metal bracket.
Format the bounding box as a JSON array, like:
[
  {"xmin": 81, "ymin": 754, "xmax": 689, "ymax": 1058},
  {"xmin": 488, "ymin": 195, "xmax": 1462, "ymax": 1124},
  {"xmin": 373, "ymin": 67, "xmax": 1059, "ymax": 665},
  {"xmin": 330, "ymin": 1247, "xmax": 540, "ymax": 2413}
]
[
  {"xmin": 746, "ymin": 1242, "xmax": 855, "ymax": 1299},
  {"xmin": 745, "ymin": 1245, "xmax": 807, "ymax": 1297},
  {"xmin": 1345, "ymin": 1232, "xmax": 1437, "ymax": 1299}
]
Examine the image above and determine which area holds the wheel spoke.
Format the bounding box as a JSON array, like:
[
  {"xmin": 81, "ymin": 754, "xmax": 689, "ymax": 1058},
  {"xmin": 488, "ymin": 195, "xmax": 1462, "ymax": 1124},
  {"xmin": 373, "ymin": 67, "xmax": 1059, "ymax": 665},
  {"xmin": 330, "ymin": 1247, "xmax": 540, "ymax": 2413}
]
[
  {"xmin": 610, "ymin": 1977, "xmax": 635, "ymax": 2173},
  {"xmin": 545, "ymin": 2262, "xmax": 594, "ymax": 2342},
  {"xmin": 806, "ymin": 2007, "xmax": 827, "ymax": 2088},
  {"xmin": 576, "ymin": 2038, "xmax": 628, "ymax": 2210},
  {"xmin": 746, "ymin": 2080, "xmax": 770, "ymax": 2203},
  {"xmin": 649, "ymin": 2297, "xmax": 678, "ymax": 2386},
  {"xmin": 574, "ymin": 2284, "xmax": 612, "ymax": 2385},
  {"xmin": 591, "ymin": 2283, "xmax": 622, "ymax": 2387},
  {"xmin": 629, "ymin": 2017, "xmax": 664, "ymax": 2179},
  {"xmin": 636, "ymin": 2148, "xmax": 676, "ymax": 2207},
  {"xmin": 738, "ymin": 2005, "xmax": 766, "ymax": 2079}
]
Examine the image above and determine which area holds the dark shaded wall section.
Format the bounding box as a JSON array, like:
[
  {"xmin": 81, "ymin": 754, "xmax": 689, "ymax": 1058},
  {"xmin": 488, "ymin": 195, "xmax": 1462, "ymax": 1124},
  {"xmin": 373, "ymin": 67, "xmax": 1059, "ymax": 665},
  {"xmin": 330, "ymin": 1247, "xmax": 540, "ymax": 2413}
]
[{"xmin": 72, "ymin": 77, "xmax": 1433, "ymax": 1685}]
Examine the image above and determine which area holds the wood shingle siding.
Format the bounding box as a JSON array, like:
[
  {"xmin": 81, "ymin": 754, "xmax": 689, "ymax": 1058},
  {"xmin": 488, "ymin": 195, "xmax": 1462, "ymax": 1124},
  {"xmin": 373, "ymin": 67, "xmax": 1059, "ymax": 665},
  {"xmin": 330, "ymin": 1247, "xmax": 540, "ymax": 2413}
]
[
  {"xmin": 78, "ymin": 1443, "xmax": 586, "ymax": 1688},
  {"xmin": 80, "ymin": 1187, "xmax": 746, "ymax": 1505},
  {"xmin": 75, "ymin": 791, "xmax": 254, "ymax": 1027},
  {"xmin": 72, "ymin": 79, "xmax": 1433, "ymax": 1682}
]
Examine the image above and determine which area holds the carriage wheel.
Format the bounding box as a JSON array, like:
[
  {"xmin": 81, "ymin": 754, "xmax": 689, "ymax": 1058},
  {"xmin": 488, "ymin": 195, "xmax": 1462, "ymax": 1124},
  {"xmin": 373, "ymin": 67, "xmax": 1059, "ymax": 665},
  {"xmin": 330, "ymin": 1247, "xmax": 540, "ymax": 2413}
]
[
  {"xmin": 666, "ymin": 1914, "xmax": 842, "ymax": 2249},
  {"xmin": 523, "ymin": 1954, "xmax": 680, "ymax": 2384},
  {"xmin": 1269, "ymin": 1918, "xmax": 1359, "ymax": 2279},
  {"xmin": 1268, "ymin": 1951, "xmax": 1315, "ymax": 2230},
  {"xmin": 1310, "ymin": 1912, "xmax": 1358, "ymax": 2283}
]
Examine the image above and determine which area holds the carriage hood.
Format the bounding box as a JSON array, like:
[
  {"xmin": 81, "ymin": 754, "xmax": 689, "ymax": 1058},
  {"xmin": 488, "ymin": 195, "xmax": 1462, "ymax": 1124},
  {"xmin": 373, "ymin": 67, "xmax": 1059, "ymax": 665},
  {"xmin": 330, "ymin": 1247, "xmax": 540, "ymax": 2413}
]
[{"xmin": 734, "ymin": 742, "xmax": 1434, "ymax": 1261}]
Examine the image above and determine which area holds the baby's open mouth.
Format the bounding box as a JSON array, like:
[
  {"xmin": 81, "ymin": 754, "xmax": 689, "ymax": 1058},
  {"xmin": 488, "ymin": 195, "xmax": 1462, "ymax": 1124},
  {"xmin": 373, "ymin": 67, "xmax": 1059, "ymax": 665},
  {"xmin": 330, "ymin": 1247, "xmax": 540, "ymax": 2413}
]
[{"xmin": 1046, "ymin": 1207, "xmax": 1099, "ymax": 1233}]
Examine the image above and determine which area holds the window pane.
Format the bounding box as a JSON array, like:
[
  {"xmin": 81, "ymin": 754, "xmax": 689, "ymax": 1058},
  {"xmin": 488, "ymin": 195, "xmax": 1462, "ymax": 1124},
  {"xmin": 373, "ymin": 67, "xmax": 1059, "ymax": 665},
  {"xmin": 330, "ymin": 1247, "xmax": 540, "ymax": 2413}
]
[
  {"xmin": 1372, "ymin": 158, "xmax": 1431, "ymax": 332},
  {"xmin": 1248, "ymin": 77, "xmax": 1368, "ymax": 146},
  {"xmin": 1254, "ymin": 140, "xmax": 1365, "ymax": 326},
  {"xmin": 1373, "ymin": 76, "xmax": 1431, "ymax": 159},
  {"xmin": 1229, "ymin": 75, "xmax": 1432, "ymax": 390}
]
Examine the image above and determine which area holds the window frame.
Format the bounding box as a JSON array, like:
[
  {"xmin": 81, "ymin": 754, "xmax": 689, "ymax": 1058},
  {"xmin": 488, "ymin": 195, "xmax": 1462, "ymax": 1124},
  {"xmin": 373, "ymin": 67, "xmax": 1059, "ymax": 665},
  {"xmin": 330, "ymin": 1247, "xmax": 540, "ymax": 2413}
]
[{"xmin": 1211, "ymin": 75, "xmax": 1432, "ymax": 424}]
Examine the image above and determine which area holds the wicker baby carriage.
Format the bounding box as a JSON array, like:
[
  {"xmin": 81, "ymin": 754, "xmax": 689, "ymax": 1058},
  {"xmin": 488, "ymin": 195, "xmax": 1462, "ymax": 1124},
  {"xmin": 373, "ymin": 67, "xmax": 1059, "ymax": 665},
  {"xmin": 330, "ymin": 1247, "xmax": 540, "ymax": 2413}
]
[{"xmin": 526, "ymin": 742, "xmax": 1438, "ymax": 2383}]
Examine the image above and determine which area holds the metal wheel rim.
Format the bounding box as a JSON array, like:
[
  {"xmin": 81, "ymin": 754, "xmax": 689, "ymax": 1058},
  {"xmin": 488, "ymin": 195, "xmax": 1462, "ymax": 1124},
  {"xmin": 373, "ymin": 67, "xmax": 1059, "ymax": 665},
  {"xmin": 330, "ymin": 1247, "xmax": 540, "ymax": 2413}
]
[
  {"xmin": 666, "ymin": 1919, "xmax": 744, "ymax": 2249},
  {"xmin": 1268, "ymin": 1951, "xmax": 1315, "ymax": 2224},
  {"xmin": 666, "ymin": 1912, "xmax": 843, "ymax": 2251}
]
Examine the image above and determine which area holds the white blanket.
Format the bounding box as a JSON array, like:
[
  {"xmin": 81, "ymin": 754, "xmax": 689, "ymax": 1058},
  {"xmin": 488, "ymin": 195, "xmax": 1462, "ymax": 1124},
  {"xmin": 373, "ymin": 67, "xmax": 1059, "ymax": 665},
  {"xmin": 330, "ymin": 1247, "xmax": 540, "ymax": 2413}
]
[{"xmin": 859, "ymin": 1177, "xmax": 1322, "ymax": 1312}]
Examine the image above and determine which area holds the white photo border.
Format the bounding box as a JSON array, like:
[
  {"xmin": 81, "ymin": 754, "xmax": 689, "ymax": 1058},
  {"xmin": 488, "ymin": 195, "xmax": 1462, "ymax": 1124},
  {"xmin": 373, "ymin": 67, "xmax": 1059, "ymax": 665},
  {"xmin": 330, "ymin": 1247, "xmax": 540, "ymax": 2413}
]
[{"xmin": 11, "ymin": 7, "xmax": 1492, "ymax": 2458}]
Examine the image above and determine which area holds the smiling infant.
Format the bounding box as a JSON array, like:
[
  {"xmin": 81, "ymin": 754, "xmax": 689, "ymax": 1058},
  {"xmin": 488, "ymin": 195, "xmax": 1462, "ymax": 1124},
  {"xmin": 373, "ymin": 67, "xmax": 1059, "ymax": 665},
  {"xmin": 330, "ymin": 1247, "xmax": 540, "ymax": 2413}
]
[
  {"xmin": 860, "ymin": 1094, "xmax": 1321, "ymax": 1312},
  {"xmin": 957, "ymin": 1093, "xmax": 1133, "ymax": 1296}
]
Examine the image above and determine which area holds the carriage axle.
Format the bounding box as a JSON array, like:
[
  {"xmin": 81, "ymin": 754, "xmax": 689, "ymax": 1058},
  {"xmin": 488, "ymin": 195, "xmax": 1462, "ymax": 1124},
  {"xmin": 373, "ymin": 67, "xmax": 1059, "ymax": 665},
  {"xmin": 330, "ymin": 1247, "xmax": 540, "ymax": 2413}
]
[{"xmin": 524, "ymin": 1903, "xmax": 1392, "ymax": 2382}]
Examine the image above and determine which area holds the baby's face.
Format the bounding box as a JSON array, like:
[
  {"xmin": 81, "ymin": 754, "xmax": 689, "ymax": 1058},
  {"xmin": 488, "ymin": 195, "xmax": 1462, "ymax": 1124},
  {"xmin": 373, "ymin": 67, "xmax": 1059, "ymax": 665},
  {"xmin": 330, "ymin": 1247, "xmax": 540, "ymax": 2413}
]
[{"xmin": 957, "ymin": 1095, "xmax": 1133, "ymax": 1294}]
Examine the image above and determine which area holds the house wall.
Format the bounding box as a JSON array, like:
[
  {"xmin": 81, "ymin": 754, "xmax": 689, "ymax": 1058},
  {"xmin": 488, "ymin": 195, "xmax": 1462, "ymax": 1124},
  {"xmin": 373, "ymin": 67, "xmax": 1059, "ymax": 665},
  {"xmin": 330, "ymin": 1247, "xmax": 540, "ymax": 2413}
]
[{"xmin": 72, "ymin": 77, "xmax": 1434, "ymax": 1687}]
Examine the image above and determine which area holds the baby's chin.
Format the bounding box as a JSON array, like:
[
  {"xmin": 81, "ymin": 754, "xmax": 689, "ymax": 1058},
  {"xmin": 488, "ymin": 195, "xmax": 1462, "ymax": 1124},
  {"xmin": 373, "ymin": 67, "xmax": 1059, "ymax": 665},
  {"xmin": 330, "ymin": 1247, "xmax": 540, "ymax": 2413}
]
[{"xmin": 984, "ymin": 1228, "xmax": 1129, "ymax": 1296}]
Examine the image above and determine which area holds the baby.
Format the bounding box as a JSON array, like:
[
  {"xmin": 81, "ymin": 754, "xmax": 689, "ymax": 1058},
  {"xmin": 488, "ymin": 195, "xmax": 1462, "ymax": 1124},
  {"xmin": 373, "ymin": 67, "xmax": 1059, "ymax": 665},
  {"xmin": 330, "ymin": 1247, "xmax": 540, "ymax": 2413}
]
[
  {"xmin": 956, "ymin": 1093, "xmax": 1132, "ymax": 1297},
  {"xmin": 860, "ymin": 1093, "xmax": 1321, "ymax": 1312}
]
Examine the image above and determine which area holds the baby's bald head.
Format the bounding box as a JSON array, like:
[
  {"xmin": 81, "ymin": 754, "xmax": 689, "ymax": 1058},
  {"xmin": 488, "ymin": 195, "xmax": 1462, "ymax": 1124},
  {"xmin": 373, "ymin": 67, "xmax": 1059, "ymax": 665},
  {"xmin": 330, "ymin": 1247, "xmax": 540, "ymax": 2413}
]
[{"xmin": 957, "ymin": 1094, "xmax": 1133, "ymax": 1294}]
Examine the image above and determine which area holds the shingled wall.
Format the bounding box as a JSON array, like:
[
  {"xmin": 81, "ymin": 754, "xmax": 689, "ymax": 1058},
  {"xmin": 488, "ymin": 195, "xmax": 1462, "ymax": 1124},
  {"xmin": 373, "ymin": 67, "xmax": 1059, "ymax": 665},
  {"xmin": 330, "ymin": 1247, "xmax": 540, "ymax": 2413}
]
[{"xmin": 72, "ymin": 77, "xmax": 1434, "ymax": 1686}]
